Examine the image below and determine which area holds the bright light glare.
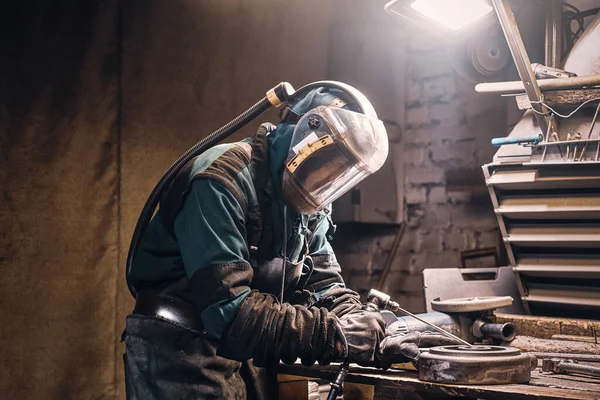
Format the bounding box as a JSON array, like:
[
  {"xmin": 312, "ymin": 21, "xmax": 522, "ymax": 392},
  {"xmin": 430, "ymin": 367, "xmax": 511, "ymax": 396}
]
[{"xmin": 410, "ymin": 0, "xmax": 493, "ymax": 31}]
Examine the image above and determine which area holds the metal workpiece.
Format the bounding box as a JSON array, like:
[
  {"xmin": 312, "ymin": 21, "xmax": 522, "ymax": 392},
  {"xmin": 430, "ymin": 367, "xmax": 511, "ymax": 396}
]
[
  {"xmin": 418, "ymin": 345, "xmax": 537, "ymax": 385},
  {"xmin": 472, "ymin": 319, "xmax": 517, "ymax": 342},
  {"xmin": 387, "ymin": 312, "xmax": 461, "ymax": 336},
  {"xmin": 491, "ymin": 0, "xmax": 553, "ymax": 136},
  {"xmin": 431, "ymin": 296, "xmax": 513, "ymax": 313},
  {"xmin": 542, "ymin": 359, "xmax": 600, "ymax": 379}
]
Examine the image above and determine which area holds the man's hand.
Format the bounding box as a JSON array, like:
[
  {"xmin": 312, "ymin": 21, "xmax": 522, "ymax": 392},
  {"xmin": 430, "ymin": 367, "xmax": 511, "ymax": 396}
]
[
  {"xmin": 338, "ymin": 310, "xmax": 386, "ymax": 366},
  {"xmin": 375, "ymin": 331, "xmax": 463, "ymax": 369}
]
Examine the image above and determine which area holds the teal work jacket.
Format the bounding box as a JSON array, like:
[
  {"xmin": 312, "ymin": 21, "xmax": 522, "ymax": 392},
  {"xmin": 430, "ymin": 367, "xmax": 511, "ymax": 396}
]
[{"xmin": 127, "ymin": 123, "xmax": 346, "ymax": 341}]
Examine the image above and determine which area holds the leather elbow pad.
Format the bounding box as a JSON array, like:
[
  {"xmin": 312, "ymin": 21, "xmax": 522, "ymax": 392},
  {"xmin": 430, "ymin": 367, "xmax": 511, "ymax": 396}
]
[{"xmin": 217, "ymin": 290, "xmax": 347, "ymax": 367}]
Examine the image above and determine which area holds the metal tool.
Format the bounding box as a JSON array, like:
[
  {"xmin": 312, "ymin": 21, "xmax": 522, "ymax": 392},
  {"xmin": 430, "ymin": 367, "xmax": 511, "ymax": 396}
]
[
  {"xmin": 386, "ymin": 296, "xmax": 517, "ymax": 345},
  {"xmin": 367, "ymin": 289, "xmax": 472, "ymax": 346},
  {"xmin": 542, "ymin": 358, "xmax": 600, "ymax": 379},
  {"xmin": 419, "ymin": 345, "xmax": 537, "ymax": 384},
  {"xmin": 491, "ymin": 133, "xmax": 543, "ymax": 147}
]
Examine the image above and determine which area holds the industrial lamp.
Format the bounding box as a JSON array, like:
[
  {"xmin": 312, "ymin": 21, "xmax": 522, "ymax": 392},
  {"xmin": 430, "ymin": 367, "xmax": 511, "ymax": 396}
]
[{"xmin": 384, "ymin": 0, "xmax": 498, "ymax": 42}]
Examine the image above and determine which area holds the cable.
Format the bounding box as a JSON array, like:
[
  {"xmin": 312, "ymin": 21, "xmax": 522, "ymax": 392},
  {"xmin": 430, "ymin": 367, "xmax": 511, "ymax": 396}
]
[{"xmin": 529, "ymin": 97, "xmax": 600, "ymax": 119}]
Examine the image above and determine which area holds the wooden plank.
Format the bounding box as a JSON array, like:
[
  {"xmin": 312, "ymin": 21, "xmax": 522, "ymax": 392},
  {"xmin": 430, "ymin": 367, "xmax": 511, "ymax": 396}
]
[
  {"xmin": 497, "ymin": 313, "xmax": 600, "ymax": 340},
  {"xmin": 515, "ymin": 89, "xmax": 600, "ymax": 110}
]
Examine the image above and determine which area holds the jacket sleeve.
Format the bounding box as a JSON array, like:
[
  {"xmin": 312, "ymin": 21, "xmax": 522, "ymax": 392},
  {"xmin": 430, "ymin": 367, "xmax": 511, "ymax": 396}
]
[
  {"xmin": 173, "ymin": 178, "xmax": 252, "ymax": 340},
  {"xmin": 304, "ymin": 210, "xmax": 363, "ymax": 317},
  {"xmin": 174, "ymin": 179, "xmax": 347, "ymax": 367}
]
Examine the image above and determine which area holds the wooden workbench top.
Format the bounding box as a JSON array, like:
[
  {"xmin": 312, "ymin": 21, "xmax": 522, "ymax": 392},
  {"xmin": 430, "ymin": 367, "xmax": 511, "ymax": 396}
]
[{"xmin": 278, "ymin": 363, "xmax": 600, "ymax": 399}]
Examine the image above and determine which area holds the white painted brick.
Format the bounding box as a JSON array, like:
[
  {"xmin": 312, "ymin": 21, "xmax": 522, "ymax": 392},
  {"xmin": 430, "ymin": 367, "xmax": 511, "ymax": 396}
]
[
  {"xmin": 381, "ymin": 273, "xmax": 424, "ymax": 297},
  {"xmin": 405, "ymin": 106, "xmax": 429, "ymax": 128},
  {"xmin": 407, "ymin": 124, "xmax": 475, "ymax": 147},
  {"xmin": 475, "ymin": 229, "xmax": 501, "ymax": 249},
  {"xmin": 405, "ymin": 186, "xmax": 427, "ymax": 205},
  {"xmin": 428, "ymin": 186, "xmax": 447, "ymax": 204},
  {"xmin": 403, "ymin": 145, "xmax": 426, "ymax": 166},
  {"xmin": 407, "ymin": 33, "xmax": 443, "ymax": 52},
  {"xmin": 406, "ymin": 206, "xmax": 426, "ymax": 229},
  {"xmin": 423, "ymin": 77, "xmax": 445, "ymax": 101},
  {"xmin": 406, "ymin": 79, "xmax": 423, "ymax": 106},
  {"xmin": 447, "ymin": 191, "xmax": 472, "ymax": 204},
  {"xmin": 450, "ymin": 205, "xmax": 497, "ymax": 230},
  {"xmin": 410, "ymin": 250, "xmax": 462, "ymax": 270},
  {"xmin": 409, "ymin": 53, "xmax": 453, "ymax": 79},
  {"xmin": 430, "ymin": 139, "xmax": 476, "ymax": 165},
  {"xmin": 430, "ymin": 100, "xmax": 464, "ymax": 125},
  {"xmin": 442, "ymin": 75, "xmax": 458, "ymax": 99},
  {"xmin": 418, "ymin": 229, "xmax": 444, "ymax": 252},
  {"xmin": 406, "ymin": 166, "xmax": 445, "ymax": 186},
  {"xmin": 423, "ymin": 75, "xmax": 457, "ymax": 103},
  {"xmin": 347, "ymin": 274, "xmax": 377, "ymax": 295}
]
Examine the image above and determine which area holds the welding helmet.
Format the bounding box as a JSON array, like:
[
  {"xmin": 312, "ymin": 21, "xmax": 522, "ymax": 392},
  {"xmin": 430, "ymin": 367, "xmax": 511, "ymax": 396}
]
[{"xmin": 282, "ymin": 94, "xmax": 388, "ymax": 215}]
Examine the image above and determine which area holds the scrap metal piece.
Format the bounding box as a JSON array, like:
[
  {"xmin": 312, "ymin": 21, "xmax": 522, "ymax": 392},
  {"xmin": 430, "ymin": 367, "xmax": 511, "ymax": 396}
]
[
  {"xmin": 419, "ymin": 345, "xmax": 537, "ymax": 385},
  {"xmin": 431, "ymin": 296, "xmax": 513, "ymax": 313},
  {"xmin": 542, "ymin": 358, "xmax": 600, "ymax": 379}
]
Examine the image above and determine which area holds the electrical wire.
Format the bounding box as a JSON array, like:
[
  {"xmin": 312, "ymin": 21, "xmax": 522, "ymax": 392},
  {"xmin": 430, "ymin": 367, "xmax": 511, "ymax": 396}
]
[{"xmin": 529, "ymin": 97, "xmax": 600, "ymax": 119}]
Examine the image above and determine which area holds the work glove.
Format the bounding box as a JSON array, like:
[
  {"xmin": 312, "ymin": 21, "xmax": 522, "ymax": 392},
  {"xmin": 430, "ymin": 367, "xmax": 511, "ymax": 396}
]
[
  {"xmin": 313, "ymin": 286, "xmax": 363, "ymax": 318},
  {"xmin": 218, "ymin": 290, "xmax": 347, "ymax": 367},
  {"xmin": 338, "ymin": 309, "xmax": 386, "ymax": 366},
  {"xmin": 375, "ymin": 331, "xmax": 464, "ymax": 369}
]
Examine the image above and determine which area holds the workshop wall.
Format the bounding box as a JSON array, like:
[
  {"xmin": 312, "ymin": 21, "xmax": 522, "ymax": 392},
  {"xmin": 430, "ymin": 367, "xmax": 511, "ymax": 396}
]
[
  {"xmin": 0, "ymin": 2, "xmax": 120, "ymax": 399},
  {"xmin": 334, "ymin": 33, "xmax": 507, "ymax": 312}
]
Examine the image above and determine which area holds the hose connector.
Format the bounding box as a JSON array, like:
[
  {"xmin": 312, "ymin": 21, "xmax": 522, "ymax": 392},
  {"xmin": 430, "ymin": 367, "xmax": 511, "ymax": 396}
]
[{"xmin": 266, "ymin": 82, "xmax": 295, "ymax": 107}]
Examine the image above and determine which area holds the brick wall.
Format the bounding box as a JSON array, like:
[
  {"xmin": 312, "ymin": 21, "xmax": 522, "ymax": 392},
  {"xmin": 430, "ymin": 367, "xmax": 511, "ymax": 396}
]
[{"xmin": 333, "ymin": 33, "xmax": 507, "ymax": 312}]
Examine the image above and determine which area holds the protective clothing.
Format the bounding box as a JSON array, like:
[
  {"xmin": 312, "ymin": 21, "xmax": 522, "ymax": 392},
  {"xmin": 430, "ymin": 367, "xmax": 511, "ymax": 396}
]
[
  {"xmin": 375, "ymin": 331, "xmax": 464, "ymax": 369},
  {"xmin": 338, "ymin": 309, "xmax": 386, "ymax": 366},
  {"xmin": 124, "ymin": 87, "xmax": 385, "ymax": 399},
  {"xmin": 282, "ymin": 102, "xmax": 388, "ymax": 214}
]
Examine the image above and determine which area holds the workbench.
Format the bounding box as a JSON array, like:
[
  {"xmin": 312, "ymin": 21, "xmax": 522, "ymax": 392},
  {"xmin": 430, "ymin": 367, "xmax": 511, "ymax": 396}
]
[{"xmin": 277, "ymin": 362, "xmax": 600, "ymax": 399}]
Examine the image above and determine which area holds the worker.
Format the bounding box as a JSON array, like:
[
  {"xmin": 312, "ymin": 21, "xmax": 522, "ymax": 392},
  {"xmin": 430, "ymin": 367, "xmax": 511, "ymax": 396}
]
[{"xmin": 122, "ymin": 85, "xmax": 453, "ymax": 399}]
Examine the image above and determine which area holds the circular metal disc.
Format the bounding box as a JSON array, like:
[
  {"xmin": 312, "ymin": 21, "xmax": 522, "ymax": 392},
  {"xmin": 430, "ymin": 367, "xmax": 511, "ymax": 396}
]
[
  {"xmin": 428, "ymin": 345, "xmax": 521, "ymax": 357},
  {"xmin": 431, "ymin": 296, "xmax": 513, "ymax": 313},
  {"xmin": 419, "ymin": 345, "xmax": 536, "ymax": 385}
]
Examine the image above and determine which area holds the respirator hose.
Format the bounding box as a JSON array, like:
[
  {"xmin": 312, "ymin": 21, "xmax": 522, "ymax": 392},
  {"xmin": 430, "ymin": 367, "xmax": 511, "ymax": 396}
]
[
  {"xmin": 126, "ymin": 95, "xmax": 275, "ymax": 297},
  {"xmin": 125, "ymin": 80, "xmax": 369, "ymax": 298}
]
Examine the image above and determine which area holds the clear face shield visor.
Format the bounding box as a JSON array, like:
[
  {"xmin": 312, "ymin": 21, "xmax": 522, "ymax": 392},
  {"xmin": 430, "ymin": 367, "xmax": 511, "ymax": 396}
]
[{"xmin": 282, "ymin": 106, "xmax": 388, "ymax": 214}]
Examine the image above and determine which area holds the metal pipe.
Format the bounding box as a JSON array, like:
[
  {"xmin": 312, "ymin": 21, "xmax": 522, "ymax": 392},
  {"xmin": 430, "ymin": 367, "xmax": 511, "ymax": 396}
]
[
  {"xmin": 480, "ymin": 322, "xmax": 517, "ymax": 341},
  {"xmin": 545, "ymin": 0, "xmax": 563, "ymax": 68},
  {"xmin": 476, "ymin": 74, "xmax": 600, "ymax": 93},
  {"xmin": 491, "ymin": 0, "xmax": 553, "ymax": 136},
  {"xmin": 532, "ymin": 352, "xmax": 600, "ymax": 362}
]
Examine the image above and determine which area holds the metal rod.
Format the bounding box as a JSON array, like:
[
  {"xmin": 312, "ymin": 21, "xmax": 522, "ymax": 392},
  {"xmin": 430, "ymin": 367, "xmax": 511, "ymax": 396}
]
[
  {"xmin": 491, "ymin": 0, "xmax": 553, "ymax": 136},
  {"xmin": 545, "ymin": 0, "xmax": 563, "ymax": 68},
  {"xmin": 476, "ymin": 75, "xmax": 600, "ymax": 94},
  {"xmin": 577, "ymin": 102, "xmax": 600, "ymax": 160},
  {"xmin": 532, "ymin": 352, "xmax": 600, "ymax": 362},
  {"xmin": 391, "ymin": 305, "xmax": 472, "ymax": 347}
]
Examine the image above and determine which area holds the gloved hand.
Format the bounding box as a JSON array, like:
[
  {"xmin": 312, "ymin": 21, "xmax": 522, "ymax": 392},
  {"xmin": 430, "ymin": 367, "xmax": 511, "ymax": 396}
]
[
  {"xmin": 375, "ymin": 331, "xmax": 463, "ymax": 369},
  {"xmin": 338, "ymin": 310, "xmax": 386, "ymax": 366}
]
